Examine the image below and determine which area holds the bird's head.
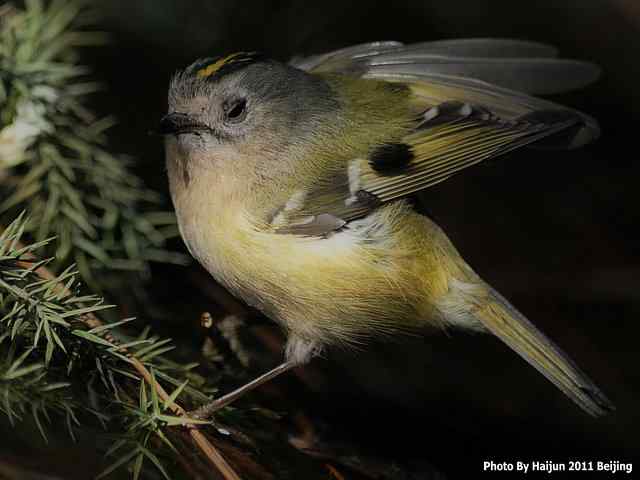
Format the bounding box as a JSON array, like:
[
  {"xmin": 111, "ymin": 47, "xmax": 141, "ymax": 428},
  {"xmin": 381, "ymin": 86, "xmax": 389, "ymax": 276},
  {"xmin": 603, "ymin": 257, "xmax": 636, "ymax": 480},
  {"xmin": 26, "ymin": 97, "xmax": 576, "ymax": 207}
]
[{"xmin": 161, "ymin": 52, "xmax": 339, "ymax": 193}]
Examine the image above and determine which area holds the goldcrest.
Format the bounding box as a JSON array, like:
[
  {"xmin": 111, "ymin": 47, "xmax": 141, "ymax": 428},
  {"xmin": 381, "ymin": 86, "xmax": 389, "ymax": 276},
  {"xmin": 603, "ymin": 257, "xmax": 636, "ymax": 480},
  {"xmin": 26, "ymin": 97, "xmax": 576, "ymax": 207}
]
[{"xmin": 160, "ymin": 39, "xmax": 613, "ymax": 417}]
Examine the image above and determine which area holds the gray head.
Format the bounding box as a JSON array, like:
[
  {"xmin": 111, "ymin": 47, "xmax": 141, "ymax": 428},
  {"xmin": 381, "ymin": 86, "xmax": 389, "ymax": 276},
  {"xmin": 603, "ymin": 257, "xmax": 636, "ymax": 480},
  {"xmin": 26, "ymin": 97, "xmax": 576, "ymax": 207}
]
[{"xmin": 161, "ymin": 53, "xmax": 339, "ymax": 188}]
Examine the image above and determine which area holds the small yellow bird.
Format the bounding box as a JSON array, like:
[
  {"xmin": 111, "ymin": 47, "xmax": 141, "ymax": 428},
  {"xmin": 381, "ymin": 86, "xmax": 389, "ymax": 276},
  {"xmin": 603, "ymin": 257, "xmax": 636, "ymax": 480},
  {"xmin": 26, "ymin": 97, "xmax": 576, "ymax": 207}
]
[{"xmin": 160, "ymin": 39, "xmax": 614, "ymax": 418}]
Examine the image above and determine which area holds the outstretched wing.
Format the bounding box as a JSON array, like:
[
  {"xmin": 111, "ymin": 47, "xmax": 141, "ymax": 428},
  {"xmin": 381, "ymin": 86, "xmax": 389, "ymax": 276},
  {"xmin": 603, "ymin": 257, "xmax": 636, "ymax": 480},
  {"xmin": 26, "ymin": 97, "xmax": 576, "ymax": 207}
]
[
  {"xmin": 275, "ymin": 40, "xmax": 600, "ymax": 236},
  {"xmin": 291, "ymin": 38, "xmax": 600, "ymax": 95}
]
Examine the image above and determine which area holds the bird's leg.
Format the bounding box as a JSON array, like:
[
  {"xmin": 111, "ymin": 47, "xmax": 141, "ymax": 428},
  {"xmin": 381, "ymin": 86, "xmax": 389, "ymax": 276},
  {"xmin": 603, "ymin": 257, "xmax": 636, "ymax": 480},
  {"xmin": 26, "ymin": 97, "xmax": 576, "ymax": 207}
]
[
  {"xmin": 189, "ymin": 360, "xmax": 297, "ymax": 420},
  {"xmin": 188, "ymin": 336, "xmax": 319, "ymax": 420}
]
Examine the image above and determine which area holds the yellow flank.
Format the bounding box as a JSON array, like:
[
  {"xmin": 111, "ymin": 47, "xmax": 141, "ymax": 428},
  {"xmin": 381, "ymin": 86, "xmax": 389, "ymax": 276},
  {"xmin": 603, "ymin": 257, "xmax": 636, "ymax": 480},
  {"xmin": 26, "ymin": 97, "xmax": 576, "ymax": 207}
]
[
  {"xmin": 196, "ymin": 52, "xmax": 243, "ymax": 78},
  {"xmin": 169, "ymin": 168, "xmax": 474, "ymax": 351},
  {"xmin": 174, "ymin": 173, "xmax": 458, "ymax": 347}
]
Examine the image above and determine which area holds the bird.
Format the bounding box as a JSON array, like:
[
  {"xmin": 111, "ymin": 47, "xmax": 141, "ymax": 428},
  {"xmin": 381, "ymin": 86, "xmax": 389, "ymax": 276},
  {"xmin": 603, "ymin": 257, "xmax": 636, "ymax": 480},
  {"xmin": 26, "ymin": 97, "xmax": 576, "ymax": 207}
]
[{"xmin": 159, "ymin": 39, "xmax": 614, "ymax": 418}]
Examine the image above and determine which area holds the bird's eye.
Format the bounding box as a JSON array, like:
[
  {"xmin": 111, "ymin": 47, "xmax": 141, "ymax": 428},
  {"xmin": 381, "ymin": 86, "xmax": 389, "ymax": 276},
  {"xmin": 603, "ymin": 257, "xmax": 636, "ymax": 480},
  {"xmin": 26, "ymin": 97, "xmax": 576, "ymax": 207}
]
[{"xmin": 224, "ymin": 98, "xmax": 247, "ymax": 123}]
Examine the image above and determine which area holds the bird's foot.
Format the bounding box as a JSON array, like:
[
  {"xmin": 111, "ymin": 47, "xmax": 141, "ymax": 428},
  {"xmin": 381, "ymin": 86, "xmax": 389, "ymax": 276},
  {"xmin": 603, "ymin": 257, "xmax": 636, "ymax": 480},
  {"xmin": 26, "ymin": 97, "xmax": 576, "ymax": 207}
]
[{"xmin": 188, "ymin": 360, "xmax": 297, "ymax": 420}]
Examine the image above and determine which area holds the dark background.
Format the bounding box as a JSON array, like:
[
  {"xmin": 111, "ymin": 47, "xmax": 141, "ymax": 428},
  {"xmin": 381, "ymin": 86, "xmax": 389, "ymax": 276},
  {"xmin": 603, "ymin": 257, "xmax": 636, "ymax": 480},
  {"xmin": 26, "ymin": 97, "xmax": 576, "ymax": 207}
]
[{"xmin": 84, "ymin": 1, "xmax": 639, "ymax": 478}]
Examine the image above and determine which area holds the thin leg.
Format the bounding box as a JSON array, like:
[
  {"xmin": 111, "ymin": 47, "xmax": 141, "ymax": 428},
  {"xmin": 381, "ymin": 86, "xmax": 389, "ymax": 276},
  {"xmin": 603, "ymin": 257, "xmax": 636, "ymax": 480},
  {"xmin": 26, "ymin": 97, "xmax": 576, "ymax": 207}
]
[{"xmin": 189, "ymin": 360, "xmax": 297, "ymax": 419}]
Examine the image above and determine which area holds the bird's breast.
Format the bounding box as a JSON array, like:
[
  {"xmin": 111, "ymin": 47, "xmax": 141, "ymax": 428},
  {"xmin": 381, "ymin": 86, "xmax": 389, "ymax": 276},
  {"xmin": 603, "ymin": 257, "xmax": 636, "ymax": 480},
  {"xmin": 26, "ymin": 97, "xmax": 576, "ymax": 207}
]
[{"xmin": 171, "ymin": 175, "xmax": 452, "ymax": 344}]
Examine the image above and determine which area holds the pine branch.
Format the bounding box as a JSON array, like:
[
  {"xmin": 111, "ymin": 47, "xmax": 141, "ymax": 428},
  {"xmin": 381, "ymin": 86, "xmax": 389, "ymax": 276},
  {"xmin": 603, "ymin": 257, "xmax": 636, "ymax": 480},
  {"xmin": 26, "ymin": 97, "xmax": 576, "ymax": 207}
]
[
  {"xmin": 0, "ymin": 3, "xmax": 287, "ymax": 478},
  {"xmin": 0, "ymin": 215, "xmax": 242, "ymax": 480},
  {"xmin": 0, "ymin": 0, "xmax": 187, "ymax": 296}
]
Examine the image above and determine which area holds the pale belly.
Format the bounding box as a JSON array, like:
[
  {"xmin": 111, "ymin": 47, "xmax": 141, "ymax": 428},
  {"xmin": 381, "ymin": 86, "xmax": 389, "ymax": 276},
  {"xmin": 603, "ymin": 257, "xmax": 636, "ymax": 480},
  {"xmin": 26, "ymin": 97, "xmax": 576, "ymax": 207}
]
[{"xmin": 174, "ymin": 198, "xmax": 452, "ymax": 348}]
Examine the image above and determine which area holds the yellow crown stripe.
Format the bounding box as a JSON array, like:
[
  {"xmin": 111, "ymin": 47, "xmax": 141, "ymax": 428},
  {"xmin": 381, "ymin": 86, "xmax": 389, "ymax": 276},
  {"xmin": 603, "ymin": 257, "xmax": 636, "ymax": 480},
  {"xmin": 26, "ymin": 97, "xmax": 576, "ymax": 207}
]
[{"xmin": 197, "ymin": 52, "xmax": 245, "ymax": 78}]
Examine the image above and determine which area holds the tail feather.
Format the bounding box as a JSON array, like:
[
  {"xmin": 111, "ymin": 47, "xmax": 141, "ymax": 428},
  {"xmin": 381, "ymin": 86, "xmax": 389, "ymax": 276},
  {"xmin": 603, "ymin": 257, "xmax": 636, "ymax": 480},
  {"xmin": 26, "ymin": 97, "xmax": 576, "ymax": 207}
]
[{"xmin": 476, "ymin": 289, "xmax": 614, "ymax": 417}]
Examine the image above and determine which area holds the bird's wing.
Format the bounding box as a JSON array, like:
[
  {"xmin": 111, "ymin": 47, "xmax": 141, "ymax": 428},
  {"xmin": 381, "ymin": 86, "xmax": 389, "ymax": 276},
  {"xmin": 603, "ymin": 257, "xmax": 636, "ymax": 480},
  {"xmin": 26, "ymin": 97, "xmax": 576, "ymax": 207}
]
[
  {"xmin": 339, "ymin": 74, "xmax": 600, "ymax": 211},
  {"xmin": 274, "ymin": 41, "xmax": 600, "ymax": 236},
  {"xmin": 291, "ymin": 38, "xmax": 599, "ymax": 95}
]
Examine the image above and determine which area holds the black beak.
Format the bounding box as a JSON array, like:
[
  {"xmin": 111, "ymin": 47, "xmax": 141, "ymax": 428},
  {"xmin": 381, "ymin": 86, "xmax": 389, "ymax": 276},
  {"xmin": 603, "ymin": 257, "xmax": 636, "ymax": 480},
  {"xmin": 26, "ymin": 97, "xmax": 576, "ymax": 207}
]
[{"xmin": 158, "ymin": 112, "xmax": 210, "ymax": 135}]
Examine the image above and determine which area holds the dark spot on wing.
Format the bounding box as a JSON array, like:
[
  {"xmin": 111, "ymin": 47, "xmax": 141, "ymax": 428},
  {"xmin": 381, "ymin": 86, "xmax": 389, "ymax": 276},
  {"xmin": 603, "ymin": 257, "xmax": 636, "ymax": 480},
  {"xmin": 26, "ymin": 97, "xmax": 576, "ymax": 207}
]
[
  {"xmin": 355, "ymin": 189, "xmax": 382, "ymax": 208},
  {"xmin": 369, "ymin": 143, "xmax": 414, "ymax": 175}
]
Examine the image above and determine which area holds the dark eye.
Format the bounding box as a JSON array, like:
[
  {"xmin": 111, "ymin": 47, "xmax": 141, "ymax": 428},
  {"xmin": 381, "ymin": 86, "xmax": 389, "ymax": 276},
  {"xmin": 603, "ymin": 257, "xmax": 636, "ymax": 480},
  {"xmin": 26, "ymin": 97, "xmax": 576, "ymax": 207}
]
[{"xmin": 224, "ymin": 98, "xmax": 247, "ymax": 123}]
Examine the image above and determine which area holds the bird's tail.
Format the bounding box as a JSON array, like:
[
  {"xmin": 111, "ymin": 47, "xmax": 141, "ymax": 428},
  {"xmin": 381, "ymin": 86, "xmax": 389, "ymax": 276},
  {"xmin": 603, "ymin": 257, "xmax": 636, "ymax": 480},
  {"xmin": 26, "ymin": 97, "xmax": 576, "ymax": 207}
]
[{"xmin": 475, "ymin": 289, "xmax": 614, "ymax": 417}]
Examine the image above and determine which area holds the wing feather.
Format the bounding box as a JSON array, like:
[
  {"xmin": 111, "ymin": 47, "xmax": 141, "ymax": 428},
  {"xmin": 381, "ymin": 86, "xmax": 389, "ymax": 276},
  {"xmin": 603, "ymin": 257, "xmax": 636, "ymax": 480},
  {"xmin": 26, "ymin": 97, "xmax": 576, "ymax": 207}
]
[
  {"xmin": 293, "ymin": 38, "xmax": 599, "ymax": 95},
  {"xmin": 366, "ymin": 58, "xmax": 599, "ymax": 95},
  {"xmin": 399, "ymin": 38, "xmax": 559, "ymax": 58},
  {"xmin": 274, "ymin": 41, "xmax": 600, "ymax": 236}
]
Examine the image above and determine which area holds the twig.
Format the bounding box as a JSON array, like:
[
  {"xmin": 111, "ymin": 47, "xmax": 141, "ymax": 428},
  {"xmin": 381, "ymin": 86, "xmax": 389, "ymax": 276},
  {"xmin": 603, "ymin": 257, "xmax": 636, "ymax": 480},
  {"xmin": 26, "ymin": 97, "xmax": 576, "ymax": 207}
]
[
  {"xmin": 326, "ymin": 464, "xmax": 346, "ymax": 480},
  {"xmin": 10, "ymin": 237, "xmax": 242, "ymax": 480}
]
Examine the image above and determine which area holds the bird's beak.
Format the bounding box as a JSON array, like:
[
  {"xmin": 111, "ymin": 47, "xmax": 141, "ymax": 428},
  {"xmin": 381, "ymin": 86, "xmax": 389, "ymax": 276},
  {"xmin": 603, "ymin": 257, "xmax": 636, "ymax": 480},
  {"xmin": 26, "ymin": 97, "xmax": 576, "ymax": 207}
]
[{"xmin": 158, "ymin": 112, "xmax": 210, "ymax": 135}]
